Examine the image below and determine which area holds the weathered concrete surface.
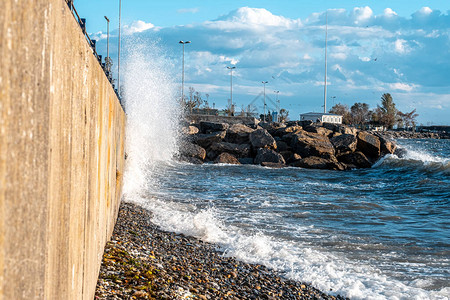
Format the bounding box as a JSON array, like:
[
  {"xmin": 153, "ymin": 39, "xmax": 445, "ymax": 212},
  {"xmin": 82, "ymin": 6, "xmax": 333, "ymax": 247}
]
[{"xmin": 0, "ymin": 1, "xmax": 125, "ymax": 299}]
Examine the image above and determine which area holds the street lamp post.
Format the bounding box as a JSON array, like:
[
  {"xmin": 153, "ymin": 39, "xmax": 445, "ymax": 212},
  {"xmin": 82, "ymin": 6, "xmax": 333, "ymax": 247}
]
[
  {"xmin": 179, "ymin": 40, "xmax": 191, "ymax": 107},
  {"xmin": 274, "ymin": 90, "xmax": 280, "ymax": 122},
  {"xmin": 104, "ymin": 16, "xmax": 112, "ymax": 81},
  {"xmin": 262, "ymin": 81, "xmax": 268, "ymax": 122},
  {"xmin": 227, "ymin": 66, "xmax": 236, "ymax": 111},
  {"xmin": 118, "ymin": 0, "xmax": 122, "ymax": 94}
]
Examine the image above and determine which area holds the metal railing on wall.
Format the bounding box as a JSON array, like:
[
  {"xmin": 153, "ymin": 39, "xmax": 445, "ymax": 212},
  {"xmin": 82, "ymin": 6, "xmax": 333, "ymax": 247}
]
[{"xmin": 65, "ymin": 0, "xmax": 122, "ymax": 103}]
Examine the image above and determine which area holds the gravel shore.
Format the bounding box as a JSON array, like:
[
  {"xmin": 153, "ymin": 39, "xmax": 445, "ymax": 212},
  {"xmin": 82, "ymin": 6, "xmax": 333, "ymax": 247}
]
[{"xmin": 95, "ymin": 201, "xmax": 348, "ymax": 300}]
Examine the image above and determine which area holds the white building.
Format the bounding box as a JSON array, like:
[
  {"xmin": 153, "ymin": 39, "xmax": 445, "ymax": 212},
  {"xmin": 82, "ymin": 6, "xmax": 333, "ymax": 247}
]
[{"xmin": 300, "ymin": 112, "xmax": 343, "ymax": 124}]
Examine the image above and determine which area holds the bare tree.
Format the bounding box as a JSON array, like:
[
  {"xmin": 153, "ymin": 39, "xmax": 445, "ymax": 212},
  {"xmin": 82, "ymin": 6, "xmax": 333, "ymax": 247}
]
[
  {"xmin": 350, "ymin": 102, "xmax": 371, "ymax": 127},
  {"xmin": 329, "ymin": 103, "xmax": 351, "ymax": 124},
  {"xmin": 279, "ymin": 108, "xmax": 289, "ymax": 122}
]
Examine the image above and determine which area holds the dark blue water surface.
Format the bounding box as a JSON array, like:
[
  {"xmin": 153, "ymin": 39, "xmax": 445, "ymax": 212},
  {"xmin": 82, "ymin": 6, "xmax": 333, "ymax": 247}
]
[{"xmin": 143, "ymin": 139, "xmax": 450, "ymax": 299}]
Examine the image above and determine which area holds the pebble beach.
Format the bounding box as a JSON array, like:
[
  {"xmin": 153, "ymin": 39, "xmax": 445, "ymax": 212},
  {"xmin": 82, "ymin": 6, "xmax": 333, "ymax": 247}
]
[{"xmin": 95, "ymin": 202, "xmax": 348, "ymax": 300}]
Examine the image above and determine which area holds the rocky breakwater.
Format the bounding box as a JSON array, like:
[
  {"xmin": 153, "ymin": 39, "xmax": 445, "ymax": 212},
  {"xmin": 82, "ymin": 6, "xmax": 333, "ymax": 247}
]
[{"xmin": 179, "ymin": 121, "xmax": 397, "ymax": 170}]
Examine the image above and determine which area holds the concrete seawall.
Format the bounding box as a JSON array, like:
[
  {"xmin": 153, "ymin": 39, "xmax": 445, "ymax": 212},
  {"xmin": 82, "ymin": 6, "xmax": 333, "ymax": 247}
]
[{"xmin": 0, "ymin": 0, "xmax": 125, "ymax": 299}]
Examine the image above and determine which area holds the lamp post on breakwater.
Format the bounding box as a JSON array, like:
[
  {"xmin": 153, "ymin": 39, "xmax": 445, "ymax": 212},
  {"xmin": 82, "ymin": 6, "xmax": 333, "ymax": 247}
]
[
  {"xmin": 227, "ymin": 66, "xmax": 236, "ymax": 112},
  {"xmin": 274, "ymin": 90, "xmax": 280, "ymax": 122},
  {"xmin": 262, "ymin": 81, "xmax": 268, "ymax": 122},
  {"xmin": 179, "ymin": 41, "xmax": 191, "ymax": 107}
]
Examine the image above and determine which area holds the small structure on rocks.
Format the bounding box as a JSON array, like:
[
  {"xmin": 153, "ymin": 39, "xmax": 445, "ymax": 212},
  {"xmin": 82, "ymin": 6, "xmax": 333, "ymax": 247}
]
[
  {"xmin": 300, "ymin": 112, "xmax": 343, "ymax": 124},
  {"xmin": 180, "ymin": 120, "xmax": 396, "ymax": 171}
]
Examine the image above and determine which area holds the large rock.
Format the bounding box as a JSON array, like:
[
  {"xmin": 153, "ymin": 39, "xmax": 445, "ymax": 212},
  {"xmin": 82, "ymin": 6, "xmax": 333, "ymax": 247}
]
[
  {"xmin": 303, "ymin": 125, "xmax": 333, "ymax": 137},
  {"xmin": 291, "ymin": 131, "xmax": 335, "ymax": 158},
  {"xmin": 291, "ymin": 156, "xmax": 345, "ymax": 171},
  {"xmin": 210, "ymin": 142, "xmax": 251, "ymax": 158},
  {"xmin": 214, "ymin": 152, "xmax": 241, "ymax": 165},
  {"xmin": 179, "ymin": 142, "xmax": 206, "ymax": 160},
  {"xmin": 254, "ymin": 148, "xmax": 286, "ymax": 165},
  {"xmin": 181, "ymin": 126, "xmax": 199, "ymax": 135},
  {"xmin": 379, "ymin": 137, "xmax": 397, "ymax": 155},
  {"xmin": 337, "ymin": 151, "xmax": 372, "ymax": 169},
  {"xmin": 275, "ymin": 140, "xmax": 289, "ymax": 152},
  {"xmin": 330, "ymin": 134, "xmax": 358, "ymax": 155},
  {"xmin": 225, "ymin": 124, "xmax": 255, "ymax": 144},
  {"xmin": 322, "ymin": 123, "xmax": 358, "ymax": 136},
  {"xmin": 272, "ymin": 125, "xmax": 303, "ymax": 137},
  {"xmin": 357, "ymin": 131, "xmax": 381, "ymax": 159},
  {"xmin": 249, "ymin": 129, "xmax": 277, "ymax": 150},
  {"xmin": 194, "ymin": 131, "xmax": 226, "ymax": 148},
  {"xmin": 200, "ymin": 121, "xmax": 229, "ymax": 134}
]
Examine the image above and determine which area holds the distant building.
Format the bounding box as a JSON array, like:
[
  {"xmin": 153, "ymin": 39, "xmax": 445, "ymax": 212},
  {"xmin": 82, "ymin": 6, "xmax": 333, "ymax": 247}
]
[{"xmin": 300, "ymin": 112, "xmax": 343, "ymax": 124}]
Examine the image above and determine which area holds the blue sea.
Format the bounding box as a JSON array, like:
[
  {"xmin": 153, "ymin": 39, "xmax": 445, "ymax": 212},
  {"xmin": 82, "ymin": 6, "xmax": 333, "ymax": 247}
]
[{"xmin": 129, "ymin": 139, "xmax": 450, "ymax": 300}]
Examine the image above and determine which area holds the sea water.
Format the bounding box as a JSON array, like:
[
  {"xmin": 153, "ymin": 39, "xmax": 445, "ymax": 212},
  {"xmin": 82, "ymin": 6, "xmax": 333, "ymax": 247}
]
[{"xmin": 121, "ymin": 41, "xmax": 450, "ymax": 300}]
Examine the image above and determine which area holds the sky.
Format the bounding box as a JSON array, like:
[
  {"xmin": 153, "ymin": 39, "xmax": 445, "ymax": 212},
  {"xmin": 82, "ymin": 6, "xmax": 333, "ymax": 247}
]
[{"xmin": 75, "ymin": 1, "xmax": 450, "ymax": 125}]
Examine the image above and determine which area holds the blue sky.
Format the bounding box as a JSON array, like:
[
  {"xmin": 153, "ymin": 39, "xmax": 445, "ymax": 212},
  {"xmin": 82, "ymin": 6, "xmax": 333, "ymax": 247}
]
[{"xmin": 76, "ymin": 1, "xmax": 450, "ymax": 125}]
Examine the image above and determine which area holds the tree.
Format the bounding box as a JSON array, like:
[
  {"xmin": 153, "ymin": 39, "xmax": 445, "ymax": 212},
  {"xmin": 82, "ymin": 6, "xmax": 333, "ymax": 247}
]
[
  {"xmin": 329, "ymin": 103, "xmax": 351, "ymax": 124},
  {"xmin": 350, "ymin": 102, "xmax": 371, "ymax": 127},
  {"xmin": 379, "ymin": 93, "xmax": 397, "ymax": 129},
  {"xmin": 397, "ymin": 109, "xmax": 419, "ymax": 130},
  {"xmin": 186, "ymin": 87, "xmax": 203, "ymax": 113},
  {"xmin": 279, "ymin": 108, "xmax": 289, "ymax": 122}
]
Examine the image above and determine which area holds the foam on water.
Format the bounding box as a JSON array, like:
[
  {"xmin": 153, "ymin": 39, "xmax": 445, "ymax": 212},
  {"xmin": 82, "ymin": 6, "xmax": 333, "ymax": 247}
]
[{"xmin": 137, "ymin": 194, "xmax": 450, "ymax": 300}]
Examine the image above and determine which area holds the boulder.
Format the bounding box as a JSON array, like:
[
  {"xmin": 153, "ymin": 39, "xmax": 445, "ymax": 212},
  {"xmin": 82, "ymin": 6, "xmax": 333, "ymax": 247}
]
[
  {"xmin": 214, "ymin": 152, "xmax": 241, "ymax": 165},
  {"xmin": 291, "ymin": 131, "xmax": 335, "ymax": 158},
  {"xmin": 357, "ymin": 131, "xmax": 381, "ymax": 159},
  {"xmin": 322, "ymin": 123, "xmax": 358, "ymax": 136},
  {"xmin": 181, "ymin": 126, "xmax": 199, "ymax": 135},
  {"xmin": 249, "ymin": 129, "xmax": 277, "ymax": 150},
  {"xmin": 272, "ymin": 125, "xmax": 303, "ymax": 137},
  {"xmin": 225, "ymin": 124, "xmax": 255, "ymax": 144},
  {"xmin": 210, "ymin": 142, "xmax": 251, "ymax": 158},
  {"xmin": 379, "ymin": 137, "xmax": 397, "ymax": 155},
  {"xmin": 394, "ymin": 147, "xmax": 407, "ymax": 158},
  {"xmin": 200, "ymin": 121, "xmax": 229, "ymax": 134},
  {"xmin": 194, "ymin": 131, "xmax": 226, "ymax": 149},
  {"xmin": 304, "ymin": 125, "xmax": 334, "ymax": 137},
  {"xmin": 330, "ymin": 134, "xmax": 358, "ymax": 155},
  {"xmin": 291, "ymin": 156, "xmax": 345, "ymax": 171},
  {"xmin": 275, "ymin": 140, "xmax": 289, "ymax": 152},
  {"xmin": 337, "ymin": 151, "xmax": 372, "ymax": 168},
  {"xmin": 179, "ymin": 142, "xmax": 206, "ymax": 160},
  {"xmin": 280, "ymin": 151, "xmax": 301, "ymax": 164},
  {"xmin": 254, "ymin": 148, "xmax": 286, "ymax": 165}
]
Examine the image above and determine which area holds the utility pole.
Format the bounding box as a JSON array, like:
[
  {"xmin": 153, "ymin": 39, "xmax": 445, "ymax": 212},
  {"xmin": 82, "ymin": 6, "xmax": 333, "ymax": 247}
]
[
  {"xmin": 274, "ymin": 90, "xmax": 280, "ymax": 122},
  {"xmin": 324, "ymin": 10, "xmax": 328, "ymax": 113},
  {"xmin": 117, "ymin": 0, "xmax": 122, "ymax": 94},
  {"xmin": 227, "ymin": 66, "xmax": 236, "ymax": 112},
  {"xmin": 262, "ymin": 81, "xmax": 268, "ymax": 122},
  {"xmin": 179, "ymin": 41, "xmax": 191, "ymax": 107}
]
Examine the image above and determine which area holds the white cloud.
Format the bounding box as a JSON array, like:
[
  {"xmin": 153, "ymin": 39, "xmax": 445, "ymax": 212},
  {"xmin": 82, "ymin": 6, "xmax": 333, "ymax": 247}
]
[
  {"xmin": 389, "ymin": 83, "xmax": 416, "ymax": 92},
  {"xmin": 352, "ymin": 6, "xmax": 373, "ymax": 24},
  {"xmin": 122, "ymin": 20, "xmax": 154, "ymax": 35},
  {"xmin": 394, "ymin": 39, "xmax": 408, "ymax": 53},
  {"xmin": 214, "ymin": 7, "xmax": 301, "ymax": 28},
  {"xmin": 419, "ymin": 7, "xmax": 433, "ymax": 15},
  {"xmin": 383, "ymin": 8, "xmax": 398, "ymax": 17}
]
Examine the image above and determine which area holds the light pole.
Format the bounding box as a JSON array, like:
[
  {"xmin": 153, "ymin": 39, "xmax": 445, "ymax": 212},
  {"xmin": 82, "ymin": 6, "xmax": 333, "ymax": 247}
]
[
  {"xmin": 118, "ymin": 0, "xmax": 122, "ymax": 94},
  {"xmin": 227, "ymin": 66, "xmax": 236, "ymax": 111},
  {"xmin": 262, "ymin": 81, "xmax": 268, "ymax": 122},
  {"xmin": 104, "ymin": 16, "xmax": 112, "ymax": 80},
  {"xmin": 323, "ymin": 10, "xmax": 328, "ymax": 113},
  {"xmin": 274, "ymin": 90, "xmax": 280, "ymax": 122},
  {"xmin": 179, "ymin": 40, "xmax": 191, "ymax": 106}
]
